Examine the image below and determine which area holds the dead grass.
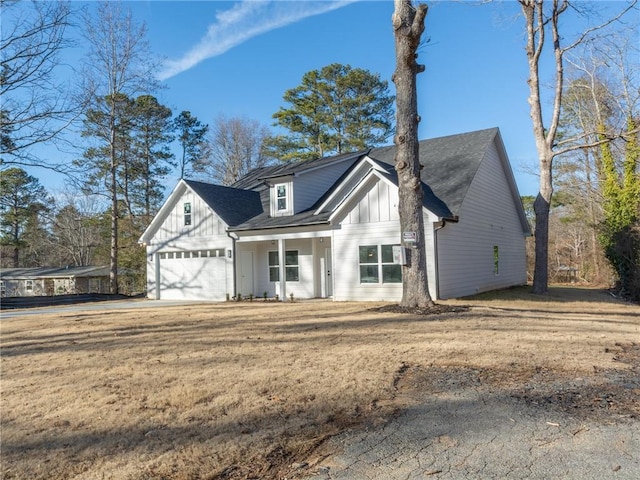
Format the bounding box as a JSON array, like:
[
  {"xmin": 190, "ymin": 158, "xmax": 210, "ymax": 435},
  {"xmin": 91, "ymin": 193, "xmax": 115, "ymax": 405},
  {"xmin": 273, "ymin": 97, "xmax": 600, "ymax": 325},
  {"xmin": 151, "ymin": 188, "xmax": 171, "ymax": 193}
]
[{"xmin": 1, "ymin": 286, "xmax": 638, "ymax": 479}]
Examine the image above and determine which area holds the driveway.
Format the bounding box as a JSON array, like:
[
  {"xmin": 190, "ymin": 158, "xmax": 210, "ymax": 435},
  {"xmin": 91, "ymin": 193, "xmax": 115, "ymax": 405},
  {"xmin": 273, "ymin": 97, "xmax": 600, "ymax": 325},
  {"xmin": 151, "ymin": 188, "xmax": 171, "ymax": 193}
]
[
  {"xmin": 0, "ymin": 299, "xmax": 213, "ymax": 319},
  {"xmin": 302, "ymin": 367, "xmax": 640, "ymax": 480}
]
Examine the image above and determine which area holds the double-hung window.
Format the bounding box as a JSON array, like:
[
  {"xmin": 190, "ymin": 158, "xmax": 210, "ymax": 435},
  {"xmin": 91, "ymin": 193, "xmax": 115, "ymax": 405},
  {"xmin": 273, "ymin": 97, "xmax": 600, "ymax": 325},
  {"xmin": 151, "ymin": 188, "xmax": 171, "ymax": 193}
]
[
  {"xmin": 184, "ymin": 202, "xmax": 192, "ymax": 226},
  {"xmin": 276, "ymin": 184, "xmax": 287, "ymax": 211},
  {"xmin": 268, "ymin": 250, "xmax": 299, "ymax": 282},
  {"xmin": 359, "ymin": 245, "xmax": 402, "ymax": 284}
]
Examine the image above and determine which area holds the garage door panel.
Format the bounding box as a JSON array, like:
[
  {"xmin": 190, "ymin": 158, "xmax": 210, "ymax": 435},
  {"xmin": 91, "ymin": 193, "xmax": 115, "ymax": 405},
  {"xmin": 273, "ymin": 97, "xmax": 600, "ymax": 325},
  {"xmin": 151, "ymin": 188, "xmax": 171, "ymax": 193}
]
[{"xmin": 159, "ymin": 256, "xmax": 227, "ymax": 300}]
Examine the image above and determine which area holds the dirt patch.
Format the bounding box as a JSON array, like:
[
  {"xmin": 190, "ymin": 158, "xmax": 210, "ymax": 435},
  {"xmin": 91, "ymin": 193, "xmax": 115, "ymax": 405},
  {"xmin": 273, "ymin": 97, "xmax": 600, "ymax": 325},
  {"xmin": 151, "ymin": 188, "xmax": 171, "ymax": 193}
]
[
  {"xmin": 393, "ymin": 341, "xmax": 640, "ymax": 424},
  {"xmin": 371, "ymin": 303, "xmax": 470, "ymax": 316},
  {"xmin": 1, "ymin": 286, "xmax": 638, "ymax": 480}
]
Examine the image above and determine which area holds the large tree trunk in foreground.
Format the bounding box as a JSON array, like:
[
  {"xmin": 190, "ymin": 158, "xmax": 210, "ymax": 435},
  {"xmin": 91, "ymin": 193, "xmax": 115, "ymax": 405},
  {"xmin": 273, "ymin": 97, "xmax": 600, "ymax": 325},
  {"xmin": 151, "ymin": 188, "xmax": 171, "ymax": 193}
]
[{"xmin": 392, "ymin": 0, "xmax": 434, "ymax": 308}]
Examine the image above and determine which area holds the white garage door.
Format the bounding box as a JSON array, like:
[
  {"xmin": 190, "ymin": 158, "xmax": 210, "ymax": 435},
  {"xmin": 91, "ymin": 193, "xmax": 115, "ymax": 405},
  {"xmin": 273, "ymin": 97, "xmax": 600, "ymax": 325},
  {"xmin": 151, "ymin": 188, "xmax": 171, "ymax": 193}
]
[{"xmin": 158, "ymin": 251, "xmax": 227, "ymax": 301}]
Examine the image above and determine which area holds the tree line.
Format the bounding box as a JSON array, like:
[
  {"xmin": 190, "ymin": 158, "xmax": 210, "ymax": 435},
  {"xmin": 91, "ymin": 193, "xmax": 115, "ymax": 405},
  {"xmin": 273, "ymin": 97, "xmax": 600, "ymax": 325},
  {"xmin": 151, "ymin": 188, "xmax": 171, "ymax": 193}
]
[
  {"xmin": 1, "ymin": 0, "xmax": 638, "ymax": 302},
  {"xmin": 0, "ymin": 1, "xmax": 395, "ymax": 294}
]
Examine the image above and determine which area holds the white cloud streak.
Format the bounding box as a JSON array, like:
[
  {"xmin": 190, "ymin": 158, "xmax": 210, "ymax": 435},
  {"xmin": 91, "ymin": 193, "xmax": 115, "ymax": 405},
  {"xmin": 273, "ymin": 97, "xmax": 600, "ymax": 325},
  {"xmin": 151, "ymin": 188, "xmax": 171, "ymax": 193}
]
[{"xmin": 158, "ymin": 0, "xmax": 357, "ymax": 81}]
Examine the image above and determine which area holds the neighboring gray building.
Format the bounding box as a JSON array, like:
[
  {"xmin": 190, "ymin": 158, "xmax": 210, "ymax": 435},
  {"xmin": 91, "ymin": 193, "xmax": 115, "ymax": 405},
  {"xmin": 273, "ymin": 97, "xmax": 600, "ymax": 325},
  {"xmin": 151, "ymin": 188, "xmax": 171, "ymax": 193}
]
[
  {"xmin": 0, "ymin": 266, "xmax": 111, "ymax": 297},
  {"xmin": 140, "ymin": 128, "xmax": 531, "ymax": 301}
]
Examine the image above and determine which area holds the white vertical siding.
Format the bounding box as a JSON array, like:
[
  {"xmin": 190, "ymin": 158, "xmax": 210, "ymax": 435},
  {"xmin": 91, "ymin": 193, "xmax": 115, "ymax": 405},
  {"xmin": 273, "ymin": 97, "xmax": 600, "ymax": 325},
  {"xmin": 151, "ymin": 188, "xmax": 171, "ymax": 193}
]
[
  {"xmin": 332, "ymin": 178, "xmax": 441, "ymax": 301},
  {"xmin": 436, "ymin": 140, "xmax": 527, "ymax": 299},
  {"xmin": 154, "ymin": 189, "xmax": 225, "ymax": 240},
  {"xmin": 333, "ymin": 178, "xmax": 401, "ymax": 301},
  {"xmin": 341, "ymin": 178, "xmax": 400, "ymax": 226}
]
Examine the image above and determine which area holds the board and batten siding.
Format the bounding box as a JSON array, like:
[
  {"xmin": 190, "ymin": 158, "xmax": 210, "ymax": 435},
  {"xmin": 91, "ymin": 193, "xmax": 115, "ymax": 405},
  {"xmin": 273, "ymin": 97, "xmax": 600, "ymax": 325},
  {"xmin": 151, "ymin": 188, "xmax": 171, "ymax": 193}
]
[
  {"xmin": 293, "ymin": 160, "xmax": 356, "ymax": 213},
  {"xmin": 332, "ymin": 177, "xmax": 438, "ymax": 301},
  {"xmin": 436, "ymin": 140, "xmax": 527, "ymax": 299},
  {"xmin": 153, "ymin": 188, "xmax": 226, "ymax": 241}
]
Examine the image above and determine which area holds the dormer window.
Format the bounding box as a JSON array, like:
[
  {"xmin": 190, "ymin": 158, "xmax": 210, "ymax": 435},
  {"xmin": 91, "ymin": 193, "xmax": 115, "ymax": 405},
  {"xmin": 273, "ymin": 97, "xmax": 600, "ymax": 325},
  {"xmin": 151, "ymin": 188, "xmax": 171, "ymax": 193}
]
[
  {"xmin": 271, "ymin": 181, "xmax": 292, "ymax": 216},
  {"xmin": 276, "ymin": 185, "xmax": 287, "ymax": 211}
]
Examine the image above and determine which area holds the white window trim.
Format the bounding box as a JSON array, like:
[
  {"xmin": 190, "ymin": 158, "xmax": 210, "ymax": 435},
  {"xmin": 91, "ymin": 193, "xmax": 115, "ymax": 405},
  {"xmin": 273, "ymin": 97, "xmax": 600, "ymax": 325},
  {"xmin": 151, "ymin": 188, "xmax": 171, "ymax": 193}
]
[
  {"xmin": 271, "ymin": 181, "xmax": 293, "ymax": 216},
  {"xmin": 358, "ymin": 244, "xmax": 402, "ymax": 284},
  {"xmin": 268, "ymin": 249, "xmax": 299, "ymax": 282}
]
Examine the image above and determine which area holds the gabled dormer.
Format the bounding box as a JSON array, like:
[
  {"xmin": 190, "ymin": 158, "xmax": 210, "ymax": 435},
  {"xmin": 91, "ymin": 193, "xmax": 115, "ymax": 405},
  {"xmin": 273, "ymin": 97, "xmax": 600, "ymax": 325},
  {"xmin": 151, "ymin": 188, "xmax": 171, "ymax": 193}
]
[{"xmin": 255, "ymin": 150, "xmax": 367, "ymax": 218}]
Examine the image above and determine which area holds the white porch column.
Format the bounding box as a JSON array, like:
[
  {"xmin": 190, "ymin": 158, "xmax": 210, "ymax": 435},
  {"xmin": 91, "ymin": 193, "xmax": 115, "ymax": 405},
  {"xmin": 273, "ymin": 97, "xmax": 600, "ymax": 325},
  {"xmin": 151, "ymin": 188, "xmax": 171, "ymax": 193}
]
[{"xmin": 278, "ymin": 238, "xmax": 286, "ymax": 301}]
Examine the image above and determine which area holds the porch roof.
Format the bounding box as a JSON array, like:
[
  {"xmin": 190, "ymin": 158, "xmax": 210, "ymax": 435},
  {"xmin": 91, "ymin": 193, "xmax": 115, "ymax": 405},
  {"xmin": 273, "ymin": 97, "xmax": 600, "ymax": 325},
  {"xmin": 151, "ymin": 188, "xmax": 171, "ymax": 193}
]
[{"xmin": 228, "ymin": 208, "xmax": 331, "ymax": 232}]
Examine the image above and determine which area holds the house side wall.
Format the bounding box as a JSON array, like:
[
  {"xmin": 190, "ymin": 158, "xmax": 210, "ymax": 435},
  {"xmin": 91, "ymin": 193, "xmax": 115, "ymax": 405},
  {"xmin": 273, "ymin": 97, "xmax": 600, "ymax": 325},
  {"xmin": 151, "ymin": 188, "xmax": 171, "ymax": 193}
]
[
  {"xmin": 436, "ymin": 141, "xmax": 527, "ymax": 299},
  {"xmin": 145, "ymin": 189, "xmax": 234, "ymax": 300},
  {"xmin": 294, "ymin": 161, "xmax": 356, "ymax": 213},
  {"xmin": 333, "ymin": 178, "xmax": 439, "ymax": 301},
  {"xmin": 1, "ymin": 278, "xmax": 45, "ymax": 296}
]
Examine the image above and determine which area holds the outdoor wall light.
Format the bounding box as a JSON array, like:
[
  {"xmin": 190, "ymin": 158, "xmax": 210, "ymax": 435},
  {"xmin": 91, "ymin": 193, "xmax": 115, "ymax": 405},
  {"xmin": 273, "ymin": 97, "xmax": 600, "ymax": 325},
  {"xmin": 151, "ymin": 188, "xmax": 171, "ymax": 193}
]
[{"xmin": 227, "ymin": 249, "xmax": 232, "ymax": 258}]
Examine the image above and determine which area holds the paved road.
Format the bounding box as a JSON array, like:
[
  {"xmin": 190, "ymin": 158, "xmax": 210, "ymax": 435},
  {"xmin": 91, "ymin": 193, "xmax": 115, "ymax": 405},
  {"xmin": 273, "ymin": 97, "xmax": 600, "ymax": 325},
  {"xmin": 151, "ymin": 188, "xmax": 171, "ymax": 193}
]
[
  {"xmin": 0, "ymin": 299, "xmax": 213, "ymax": 319},
  {"xmin": 303, "ymin": 384, "xmax": 639, "ymax": 479}
]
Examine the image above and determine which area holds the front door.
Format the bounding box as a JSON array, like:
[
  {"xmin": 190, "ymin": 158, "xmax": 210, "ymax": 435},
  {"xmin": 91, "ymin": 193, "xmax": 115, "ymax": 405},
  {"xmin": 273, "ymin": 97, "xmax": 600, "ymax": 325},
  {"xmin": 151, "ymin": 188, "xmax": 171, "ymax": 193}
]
[
  {"xmin": 239, "ymin": 251, "xmax": 254, "ymax": 296},
  {"xmin": 325, "ymin": 247, "xmax": 333, "ymax": 298}
]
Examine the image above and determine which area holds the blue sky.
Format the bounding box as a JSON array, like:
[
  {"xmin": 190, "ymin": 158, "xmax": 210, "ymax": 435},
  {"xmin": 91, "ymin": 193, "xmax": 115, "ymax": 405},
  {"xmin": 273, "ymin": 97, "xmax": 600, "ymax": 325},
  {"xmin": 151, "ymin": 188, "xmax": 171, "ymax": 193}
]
[{"xmin": 20, "ymin": 1, "xmax": 638, "ymax": 198}]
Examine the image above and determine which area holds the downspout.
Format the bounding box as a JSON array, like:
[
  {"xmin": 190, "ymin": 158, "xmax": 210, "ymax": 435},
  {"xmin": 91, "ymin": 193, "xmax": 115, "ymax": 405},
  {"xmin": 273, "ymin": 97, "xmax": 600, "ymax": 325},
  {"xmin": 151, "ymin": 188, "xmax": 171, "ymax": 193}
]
[
  {"xmin": 227, "ymin": 231, "xmax": 238, "ymax": 299},
  {"xmin": 433, "ymin": 220, "xmax": 446, "ymax": 301}
]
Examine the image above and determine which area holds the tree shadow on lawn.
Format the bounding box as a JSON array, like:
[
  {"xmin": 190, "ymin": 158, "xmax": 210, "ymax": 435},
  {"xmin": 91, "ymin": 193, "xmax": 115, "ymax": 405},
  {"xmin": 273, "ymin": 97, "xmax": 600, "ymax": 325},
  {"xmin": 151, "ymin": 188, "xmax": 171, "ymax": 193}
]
[{"xmin": 3, "ymin": 355, "xmax": 638, "ymax": 480}]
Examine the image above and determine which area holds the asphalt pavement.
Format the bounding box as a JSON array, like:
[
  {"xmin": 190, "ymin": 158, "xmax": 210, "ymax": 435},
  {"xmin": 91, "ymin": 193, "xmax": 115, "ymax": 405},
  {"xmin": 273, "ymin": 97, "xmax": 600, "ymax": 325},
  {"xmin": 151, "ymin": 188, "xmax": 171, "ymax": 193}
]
[
  {"xmin": 0, "ymin": 299, "xmax": 211, "ymax": 319},
  {"xmin": 302, "ymin": 382, "xmax": 639, "ymax": 479}
]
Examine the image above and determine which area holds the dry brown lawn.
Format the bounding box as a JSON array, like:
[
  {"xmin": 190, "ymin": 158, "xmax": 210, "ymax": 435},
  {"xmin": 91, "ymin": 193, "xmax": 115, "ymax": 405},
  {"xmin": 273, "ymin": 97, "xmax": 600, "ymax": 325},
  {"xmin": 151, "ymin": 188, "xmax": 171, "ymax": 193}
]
[{"xmin": 1, "ymin": 286, "xmax": 638, "ymax": 479}]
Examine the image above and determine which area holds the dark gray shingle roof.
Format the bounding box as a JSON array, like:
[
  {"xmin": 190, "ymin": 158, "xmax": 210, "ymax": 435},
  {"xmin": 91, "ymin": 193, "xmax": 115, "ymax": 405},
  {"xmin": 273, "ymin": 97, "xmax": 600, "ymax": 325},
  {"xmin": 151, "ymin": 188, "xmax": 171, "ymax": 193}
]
[
  {"xmin": 198, "ymin": 128, "xmax": 502, "ymax": 232},
  {"xmin": 368, "ymin": 127, "xmax": 499, "ymax": 217},
  {"xmin": 183, "ymin": 179, "xmax": 263, "ymax": 227},
  {"xmin": 0, "ymin": 266, "xmax": 110, "ymax": 279}
]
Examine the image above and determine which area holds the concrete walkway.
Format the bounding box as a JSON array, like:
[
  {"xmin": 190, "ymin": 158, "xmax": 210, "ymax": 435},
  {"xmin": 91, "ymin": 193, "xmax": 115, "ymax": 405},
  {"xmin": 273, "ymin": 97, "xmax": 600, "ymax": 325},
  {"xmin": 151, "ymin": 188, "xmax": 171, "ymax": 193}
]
[{"xmin": 303, "ymin": 385, "xmax": 639, "ymax": 479}]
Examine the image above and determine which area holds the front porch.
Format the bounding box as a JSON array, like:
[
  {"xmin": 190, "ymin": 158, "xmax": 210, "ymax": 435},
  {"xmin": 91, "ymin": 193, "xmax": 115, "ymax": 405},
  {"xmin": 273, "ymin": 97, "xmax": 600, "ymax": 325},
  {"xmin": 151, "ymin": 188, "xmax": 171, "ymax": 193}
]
[{"xmin": 233, "ymin": 229, "xmax": 333, "ymax": 301}]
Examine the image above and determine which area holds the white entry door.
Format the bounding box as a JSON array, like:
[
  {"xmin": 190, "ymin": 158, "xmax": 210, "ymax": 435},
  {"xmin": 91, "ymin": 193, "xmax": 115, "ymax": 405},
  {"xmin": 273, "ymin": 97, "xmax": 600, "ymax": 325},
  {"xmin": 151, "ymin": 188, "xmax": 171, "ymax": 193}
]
[
  {"xmin": 239, "ymin": 251, "xmax": 254, "ymax": 296},
  {"xmin": 325, "ymin": 247, "xmax": 333, "ymax": 298}
]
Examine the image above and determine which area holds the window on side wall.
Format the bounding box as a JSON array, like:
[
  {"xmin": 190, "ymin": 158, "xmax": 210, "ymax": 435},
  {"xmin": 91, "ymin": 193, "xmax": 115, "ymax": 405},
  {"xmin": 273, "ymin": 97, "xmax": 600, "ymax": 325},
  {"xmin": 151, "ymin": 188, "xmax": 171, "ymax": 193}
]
[
  {"xmin": 359, "ymin": 245, "xmax": 402, "ymax": 284},
  {"xmin": 184, "ymin": 202, "xmax": 192, "ymax": 226},
  {"xmin": 493, "ymin": 246, "xmax": 499, "ymax": 275},
  {"xmin": 25, "ymin": 280, "xmax": 33, "ymax": 291}
]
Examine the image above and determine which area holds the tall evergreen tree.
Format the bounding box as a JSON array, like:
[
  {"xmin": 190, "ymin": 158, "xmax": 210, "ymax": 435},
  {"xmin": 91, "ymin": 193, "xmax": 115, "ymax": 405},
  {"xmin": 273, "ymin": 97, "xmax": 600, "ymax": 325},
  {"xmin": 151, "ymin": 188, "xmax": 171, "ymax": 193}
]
[
  {"xmin": 267, "ymin": 63, "xmax": 394, "ymax": 162},
  {"xmin": 172, "ymin": 111, "xmax": 208, "ymax": 179},
  {"xmin": 130, "ymin": 95, "xmax": 174, "ymax": 219},
  {"xmin": 80, "ymin": 1, "xmax": 157, "ymax": 293},
  {"xmin": 0, "ymin": 167, "xmax": 50, "ymax": 267}
]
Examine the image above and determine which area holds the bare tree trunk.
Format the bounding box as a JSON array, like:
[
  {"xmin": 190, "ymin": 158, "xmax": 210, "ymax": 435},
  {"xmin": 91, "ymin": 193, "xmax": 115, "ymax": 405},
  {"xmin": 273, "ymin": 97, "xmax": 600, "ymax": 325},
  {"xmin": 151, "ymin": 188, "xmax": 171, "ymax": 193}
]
[
  {"xmin": 521, "ymin": 0, "xmax": 566, "ymax": 295},
  {"xmin": 392, "ymin": 0, "xmax": 433, "ymax": 307},
  {"xmin": 109, "ymin": 108, "xmax": 119, "ymax": 294}
]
